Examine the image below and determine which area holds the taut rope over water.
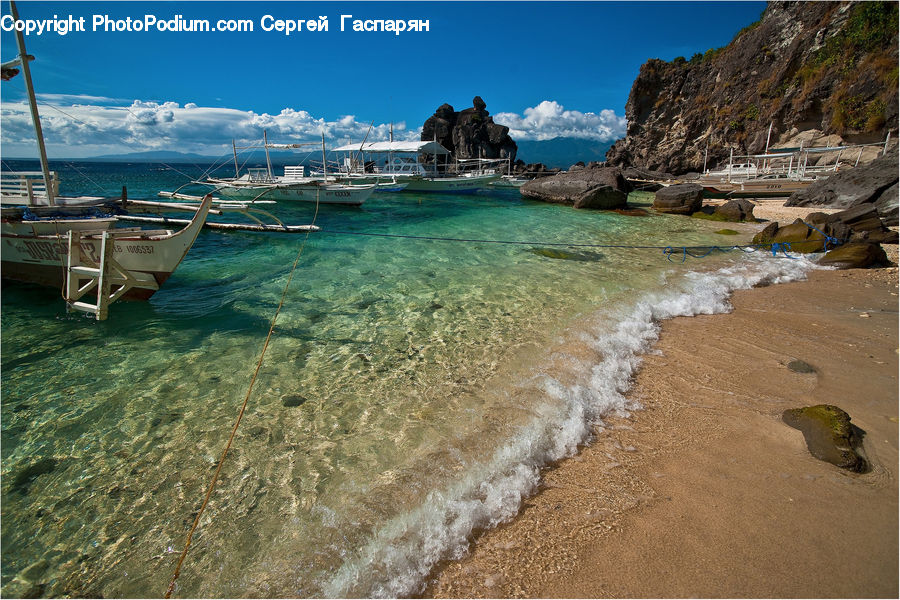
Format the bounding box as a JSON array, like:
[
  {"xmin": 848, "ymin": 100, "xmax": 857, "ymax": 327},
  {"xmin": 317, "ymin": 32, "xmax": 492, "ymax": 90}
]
[{"xmin": 164, "ymin": 190, "xmax": 322, "ymax": 599}]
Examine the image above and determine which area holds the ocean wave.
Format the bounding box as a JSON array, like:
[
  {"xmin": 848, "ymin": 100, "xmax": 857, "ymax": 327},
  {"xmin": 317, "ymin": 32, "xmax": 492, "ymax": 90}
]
[{"xmin": 321, "ymin": 253, "xmax": 817, "ymax": 598}]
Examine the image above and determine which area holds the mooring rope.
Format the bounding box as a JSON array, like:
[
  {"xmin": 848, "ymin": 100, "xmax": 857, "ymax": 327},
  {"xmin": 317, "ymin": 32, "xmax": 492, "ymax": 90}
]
[
  {"xmin": 159, "ymin": 215, "xmax": 841, "ymax": 595},
  {"xmin": 164, "ymin": 188, "xmax": 322, "ymax": 599}
]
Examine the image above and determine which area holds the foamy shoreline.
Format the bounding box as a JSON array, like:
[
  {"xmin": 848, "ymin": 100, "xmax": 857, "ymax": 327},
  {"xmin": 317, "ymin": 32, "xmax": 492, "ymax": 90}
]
[{"xmin": 424, "ymin": 208, "xmax": 899, "ymax": 598}]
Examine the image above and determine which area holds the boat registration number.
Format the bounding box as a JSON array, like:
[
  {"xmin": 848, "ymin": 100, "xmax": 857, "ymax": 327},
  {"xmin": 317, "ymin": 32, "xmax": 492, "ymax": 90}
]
[{"xmin": 11, "ymin": 239, "xmax": 153, "ymax": 262}]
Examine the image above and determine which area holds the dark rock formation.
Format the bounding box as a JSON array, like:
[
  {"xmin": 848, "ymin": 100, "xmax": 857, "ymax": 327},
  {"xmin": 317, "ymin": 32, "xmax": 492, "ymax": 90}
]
[
  {"xmin": 421, "ymin": 96, "xmax": 518, "ymax": 163},
  {"xmin": 623, "ymin": 166, "xmax": 677, "ymax": 181},
  {"xmin": 752, "ymin": 205, "xmax": 896, "ymax": 253},
  {"xmin": 807, "ymin": 204, "xmax": 897, "ymax": 244},
  {"xmin": 819, "ymin": 242, "xmax": 890, "ymax": 268},
  {"xmin": 520, "ymin": 165, "xmax": 631, "ymax": 210},
  {"xmin": 782, "ymin": 405, "xmax": 868, "ymax": 472},
  {"xmin": 773, "ymin": 218, "xmax": 837, "ymax": 253},
  {"xmin": 511, "ymin": 160, "xmax": 559, "ymax": 178},
  {"xmin": 652, "ymin": 183, "xmax": 704, "ymax": 215},
  {"xmin": 606, "ymin": 2, "xmax": 899, "ymax": 174},
  {"xmin": 752, "ymin": 221, "xmax": 780, "ymax": 245},
  {"xmin": 786, "ymin": 149, "xmax": 899, "ymax": 226}
]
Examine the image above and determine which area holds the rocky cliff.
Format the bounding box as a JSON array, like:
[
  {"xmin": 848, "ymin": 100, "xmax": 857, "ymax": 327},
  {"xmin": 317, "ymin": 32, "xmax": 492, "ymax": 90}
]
[
  {"xmin": 606, "ymin": 1, "xmax": 899, "ymax": 174},
  {"xmin": 421, "ymin": 97, "xmax": 518, "ymax": 163}
]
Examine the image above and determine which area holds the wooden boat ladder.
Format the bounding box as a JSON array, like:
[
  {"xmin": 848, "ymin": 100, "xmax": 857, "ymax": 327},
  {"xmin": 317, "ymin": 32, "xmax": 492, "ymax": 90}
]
[{"xmin": 65, "ymin": 229, "xmax": 159, "ymax": 320}]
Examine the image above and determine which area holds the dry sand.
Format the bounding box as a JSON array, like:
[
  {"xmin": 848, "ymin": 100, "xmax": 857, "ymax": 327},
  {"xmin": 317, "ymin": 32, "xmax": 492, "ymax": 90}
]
[{"xmin": 424, "ymin": 211, "xmax": 899, "ymax": 598}]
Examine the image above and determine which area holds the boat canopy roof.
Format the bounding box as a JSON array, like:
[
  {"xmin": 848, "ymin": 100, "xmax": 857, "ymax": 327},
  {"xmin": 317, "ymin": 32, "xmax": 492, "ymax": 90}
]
[{"xmin": 331, "ymin": 140, "xmax": 451, "ymax": 155}]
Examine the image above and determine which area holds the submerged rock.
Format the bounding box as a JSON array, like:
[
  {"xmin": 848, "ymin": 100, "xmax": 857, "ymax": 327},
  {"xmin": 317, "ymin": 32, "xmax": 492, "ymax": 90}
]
[
  {"xmin": 530, "ymin": 247, "xmax": 605, "ymax": 261},
  {"xmin": 714, "ymin": 229, "xmax": 740, "ymax": 235},
  {"xmin": 281, "ymin": 394, "xmax": 308, "ymax": 408},
  {"xmin": 11, "ymin": 458, "xmax": 58, "ymax": 495},
  {"xmin": 782, "ymin": 405, "xmax": 868, "ymax": 472},
  {"xmin": 613, "ymin": 207, "xmax": 651, "ymax": 217}
]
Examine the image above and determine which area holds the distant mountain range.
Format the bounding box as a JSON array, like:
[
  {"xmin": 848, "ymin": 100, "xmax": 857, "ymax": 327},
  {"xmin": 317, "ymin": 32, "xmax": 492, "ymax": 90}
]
[
  {"xmin": 515, "ymin": 137, "xmax": 614, "ymax": 169},
  {"xmin": 6, "ymin": 137, "xmax": 617, "ymax": 167}
]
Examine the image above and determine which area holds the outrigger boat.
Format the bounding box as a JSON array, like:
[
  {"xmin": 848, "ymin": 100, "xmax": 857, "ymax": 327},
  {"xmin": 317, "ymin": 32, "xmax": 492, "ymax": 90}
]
[
  {"xmin": 0, "ymin": 1, "xmax": 212, "ymax": 320},
  {"xmin": 176, "ymin": 132, "xmax": 376, "ymax": 206},
  {"xmin": 329, "ymin": 140, "xmax": 501, "ymax": 194},
  {"xmin": 698, "ymin": 137, "xmax": 890, "ymax": 198}
]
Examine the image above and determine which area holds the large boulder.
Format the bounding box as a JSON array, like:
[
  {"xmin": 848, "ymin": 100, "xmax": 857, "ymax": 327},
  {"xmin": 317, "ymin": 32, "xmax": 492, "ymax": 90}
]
[
  {"xmin": 804, "ymin": 204, "xmax": 896, "ymax": 244},
  {"xmin": 874, "ymin": 181, "xmax": 898, "ymax": 226},
  {"xmin": 786, "ymin": 149, "xmax": 899, "ymax": 225},
  {"xmin": 818, "ymin": 243, "xmax": 890, "ymax": 269},
  {"xmin": 753, "ymin": 205, "xmax": 896, "ymax": 254},
  {"xmin": 772, "ymin": 219, "xmax": 832, "ymax": 253},
  {"xmin": 520, "ymin": 165, "xmax": 631, "ymax": 210},
  {"xmin": 713, "ymin": 198, "xmax": 756, "ymax": 222},
  {"xmin": 652, "ymin": 183, "xmax": 703, "ymax": 215}
]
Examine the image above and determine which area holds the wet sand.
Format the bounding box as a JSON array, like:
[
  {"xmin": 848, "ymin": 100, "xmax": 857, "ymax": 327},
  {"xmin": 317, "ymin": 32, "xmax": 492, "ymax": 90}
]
[{"xmin": 426, "ymin": 260, "xmax": 899, "ymax": 598}]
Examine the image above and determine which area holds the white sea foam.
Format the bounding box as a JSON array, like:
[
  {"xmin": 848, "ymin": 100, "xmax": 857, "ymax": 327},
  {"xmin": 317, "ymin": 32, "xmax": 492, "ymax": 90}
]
[{"xmin": 322, "ymin": 254, "xmax": 817, "ymax": 598}]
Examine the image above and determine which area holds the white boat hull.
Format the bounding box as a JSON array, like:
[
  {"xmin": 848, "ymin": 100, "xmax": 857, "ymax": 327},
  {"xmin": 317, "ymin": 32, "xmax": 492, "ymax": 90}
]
[
  {"xmin": 210, "ymin": 181, "xmax": 375, "ymax": 205},
  {"xmin": 400, "ymin": 173, "xmax": 501, "ymax": 194},
  {"xmin": 1, "ymin": 196, "xmax": 211, "ymax": 300}
]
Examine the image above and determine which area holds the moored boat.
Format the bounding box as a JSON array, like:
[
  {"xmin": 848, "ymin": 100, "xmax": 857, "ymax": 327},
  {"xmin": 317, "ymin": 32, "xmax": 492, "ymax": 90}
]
[
  {"xmin": 1, "ymin": 2, "xmax": 211, "ymax": 319},
  {"xmin": 330, "ymin": 140, "xmax": 501, "ymax": 194}
]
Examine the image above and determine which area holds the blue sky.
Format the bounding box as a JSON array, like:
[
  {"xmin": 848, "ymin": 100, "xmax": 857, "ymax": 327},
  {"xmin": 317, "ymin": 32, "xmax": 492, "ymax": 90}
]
[{"xmin": 1, "ymin": 1, "xmax": 766, "ymax": 158}]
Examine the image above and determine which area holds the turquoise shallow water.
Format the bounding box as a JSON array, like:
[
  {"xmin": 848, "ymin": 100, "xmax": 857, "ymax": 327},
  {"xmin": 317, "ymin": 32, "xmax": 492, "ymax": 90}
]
[{"xmin": 1, "ymin": 161, "xmax": 812, "ymax": 597}]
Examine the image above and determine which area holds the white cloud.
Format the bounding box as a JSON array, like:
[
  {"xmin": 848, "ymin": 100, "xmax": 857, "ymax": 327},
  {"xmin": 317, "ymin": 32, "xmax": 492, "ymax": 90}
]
[
  {"xmin": 0, "ymin": 99, "xmax": 416, "ymax": 158},
  {"xmin": 1, "ymin": 96, "xmax": 625, "ymax": 158},
  {"xmin": 35, "ymin": 93, "xmax": 125, "ymax": 105},
  {"xmin": 494, "ymin": 100, "xmax": 626, "ymax": 142}
]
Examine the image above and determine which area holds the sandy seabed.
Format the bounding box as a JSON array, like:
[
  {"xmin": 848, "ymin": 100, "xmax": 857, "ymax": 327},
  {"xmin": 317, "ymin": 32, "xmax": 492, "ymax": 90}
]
[{"xmin": 425, "ymin": 206, "xmax": 899, "ymax": 599}]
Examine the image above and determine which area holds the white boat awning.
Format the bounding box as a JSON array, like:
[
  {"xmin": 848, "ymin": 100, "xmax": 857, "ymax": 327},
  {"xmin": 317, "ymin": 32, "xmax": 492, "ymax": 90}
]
[{"xmin": 331, "ymin": 140, "xmax": 451, "ymax": 155}]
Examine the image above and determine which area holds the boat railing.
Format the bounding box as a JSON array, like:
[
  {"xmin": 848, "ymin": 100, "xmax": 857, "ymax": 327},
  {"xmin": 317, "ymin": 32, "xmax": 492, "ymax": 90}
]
[
  {"xmin": 246, "ymin": 168, "xmax": 277, "ymax": 183},
  {"xmin": 283, "ymin": 165, "xmax": 307, "ymax": 180},
  {"xmin": 0, "ymin": 171, "xmax": 60, "ymax": 205}
]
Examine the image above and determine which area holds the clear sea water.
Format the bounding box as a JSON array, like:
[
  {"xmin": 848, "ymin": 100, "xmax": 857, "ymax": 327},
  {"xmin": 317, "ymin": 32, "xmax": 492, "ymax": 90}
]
[{"xmin": 0, "ymin": 160, "xmax": 814, "ymax": 597}]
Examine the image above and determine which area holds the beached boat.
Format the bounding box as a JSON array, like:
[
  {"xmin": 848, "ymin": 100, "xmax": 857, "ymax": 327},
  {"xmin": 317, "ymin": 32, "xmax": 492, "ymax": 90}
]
[
  {"xmin": 1, "ymin": 2, "xmax": 211, "ymax": 320},
  {"xmin": 698, "ymin": 139, "xmax": 890, "ymax": 197},
  {"xmin": 330, "ymin": 141, "xmax": 501, "ymax": 194},
  {"xmin": 701, "ymin": 172, "xmax": 818, "ymax": 197}
]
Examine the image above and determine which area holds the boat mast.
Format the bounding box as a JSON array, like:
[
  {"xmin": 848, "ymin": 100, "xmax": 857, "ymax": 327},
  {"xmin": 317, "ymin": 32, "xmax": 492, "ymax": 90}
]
[
  {"xmin": 232, "ymin": 139, "xmax": 239, "ymax": 178},
  {"xmin": 9, "ymin": 0, "xmax": 54, "ymax": 205},
  {"xmin": 263, "ymin": 130, "xmax": 273, "ymax": 179},
  {"xmin": 763, "ymin": 122, "xmax": 773, "ymax": 171},
  {"xmin": 321, "ymin": 132, "xmax": 327, "ymax": 182},
  {"xmin": 727, "ymin": 147, "xmax": 733, "ymax": 182}
]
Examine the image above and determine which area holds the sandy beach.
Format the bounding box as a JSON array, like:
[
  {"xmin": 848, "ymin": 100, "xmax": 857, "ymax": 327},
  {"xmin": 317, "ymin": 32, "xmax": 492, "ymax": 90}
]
[{"xmin": 425, "ymin": 210, "xmax": 899, "ymax": 598}]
